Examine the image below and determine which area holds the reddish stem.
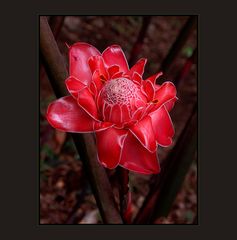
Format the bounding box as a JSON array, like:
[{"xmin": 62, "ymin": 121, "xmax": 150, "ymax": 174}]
[
  {"xmin": 173, "ymin": 48, "xmax": 197, "ymax": 87},
  {"xmin": 129, "ymin": 16, "xmax": 152, "ymax": 66},
  {"xmin": 158, "ymin": 16, "xmax": 197, "ymax": 84},
  {"xmin": 117, "ymin": 167, "xmax": 132, "ymax": 223}
]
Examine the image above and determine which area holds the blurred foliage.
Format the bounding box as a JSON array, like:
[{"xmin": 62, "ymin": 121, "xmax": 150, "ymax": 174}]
[{"xmin": 183, "ymin": 46, "xmax": 193, "ymax": 58}]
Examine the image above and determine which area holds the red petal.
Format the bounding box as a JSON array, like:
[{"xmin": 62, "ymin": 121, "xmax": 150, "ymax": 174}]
[
  {"xmin": 94, "ymin": 121, "xmax": 114, "ymax": 131},
  {"xmin": 154, "ymin": 84, "xmax": 161, "ymax": 90},
  {"xmin": 134, "ymin": 98, "xmax": 146, "ymax": 109},
  {"xmin": 128, "ymin": 58, "xmax": 147, "ymax": 77},
  {"xmin": 120, "ymin": 104, "xmax": 132, "ymax": 123},
  {"xmin": 91, "ymin": 70, "xmax": 104, "ymax": 92},
  {"xmin": 104, "ymin": 104, "xmax": 111, "ymax": 119},
  {"xmin": 165, "ymin": 97, "xmax": 178, "ymax": 112},
  {"xmin": 109, "ymin": 104, "xmax": 122, "ymax": 125},
  {"xmin": 77, "ymin": 87, "xmax": 99, "ymax": 120},
  {"xmin": 129, "ymin": 116, "xmax": 157, "ymax": 152},
  {"xmin": 145, "ymin": 72, "xmax": 163, "ymax": 85},
  {"xmin": 69, "ymin": 42, "xmax": 101, "ymax": 85},
  {"xmin": 119, "ymin": 132, "xmax": 160, "ymax": 174},
  {"xmin": 132, "ymin": 107, "xmax": 145, "ymax": 121},
  {"xmin": 96, "ymin": 128, "xmax": 127, "ymax": 169},
  {"xmin": 142, "ymin": 80, "xmax": 155, "ymax": 101},
  {"xmin": 102, "ymin": 45, "xmax": 129, "ymax": 73},
  {"xmin": 150, "ymin": 106, "xmax": 175, "ymax": 147},
  {"xmin": 88, "ymin": 55, "xmax": 108, "ymax": 79},
  {"xmin": 89, "ymin": 80, "xmax": 97, "ymax": 96},
  {"xmin": 132, "ymin": 72, "xmax": 142, "ymax": 85},
  {"xmin": 144, "ymin": 103, "xmax": 156, "ymax": 114},
  {"xmin": 46, "ymin": 96, "xmax": 98, "ymax": 133},
  {"xmin": 111, "ymin": 71, "xmax": 123, "ymax": 79},
  {"xmin": 153, "ymin": 81, "xmax": 177, "ymax": 108},
  {"xmin": 65, "ymin": 76, "xmax": 86, "ymax": 98},
  {"xmin": 108, "ymin": 65, "xmax": 120, "ymax": 78}
]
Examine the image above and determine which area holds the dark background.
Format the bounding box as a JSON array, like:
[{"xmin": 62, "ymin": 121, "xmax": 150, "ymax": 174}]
[
  {"xmin": 1, "ymin": 0, "xmax": 237, "ymax": 238},
  {"xmin": 40, "ymin": 16, "xmax": 197, "ymax": 224}
]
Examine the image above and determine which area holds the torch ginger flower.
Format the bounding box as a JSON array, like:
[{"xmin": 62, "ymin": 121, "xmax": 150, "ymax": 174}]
[{"xmin": 46, "ymin": 42, "xmax": 177, "ymax": 174}]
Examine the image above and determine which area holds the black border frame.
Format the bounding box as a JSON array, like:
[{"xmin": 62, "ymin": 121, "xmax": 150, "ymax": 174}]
[{"xmin": 2, "ymin": 0, "xmax": 237, "ymax": 239}]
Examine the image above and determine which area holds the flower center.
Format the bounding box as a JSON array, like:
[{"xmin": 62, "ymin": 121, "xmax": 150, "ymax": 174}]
[{"xmin": 101, "ymin": 77, "xmax": 141, "ymax": 106}]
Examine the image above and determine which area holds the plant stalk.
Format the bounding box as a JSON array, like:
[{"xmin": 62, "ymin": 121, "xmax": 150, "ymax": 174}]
[
  {"xmin": 40, "ymin": 16, "xmax": 123, "ymax": 224},
  {"xmin": 117, "ymin": 167, "xmax": 131, "ymax": 223},
  {"xmin": 129, "ymin": 16, "xmax": 152, "ymax": 66},
  {"xmin": 158, "ymin": 16, "xmax": 197, "ymax": 83},
  {"xmin": 173, "ymin": 47, "xmax": 197, "ymax": 87}
]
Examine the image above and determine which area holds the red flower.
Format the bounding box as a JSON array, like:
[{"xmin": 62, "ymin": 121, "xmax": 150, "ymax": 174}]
[{"xmin": 46, "ymin": 42, "xmax": 177, "ymax": 174}]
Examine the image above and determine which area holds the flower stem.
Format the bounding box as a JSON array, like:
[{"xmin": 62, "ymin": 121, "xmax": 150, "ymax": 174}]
[
  {"xmin": 40, "ymin": 16, "xmax": 65, "ymax": 86},
  {"xmin": 173, "ymin": 47, "xmax": 197, "ymax": 87},
  {"xmin": 117, "ymin": 167, "xmax": 132, "ymax": 224},
  {"xmin": 40, "ymin": 16, "xmax": 123, "ymax": 224},
  {"xmin": 48, "ymin": 16, "xmax": 65, "ymax": 39},
  {"xmin": 158, "ymin": 16, "xmax": 197, "ymax": 83},
  {"xmin": 129, "ymin": 16, "xmax": 152, "ymax": 66}
]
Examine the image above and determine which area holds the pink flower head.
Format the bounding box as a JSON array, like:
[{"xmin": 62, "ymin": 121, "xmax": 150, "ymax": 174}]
[{"xmin": 46, "ymin": 42, "xmax": 177, "ymax": 174}]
